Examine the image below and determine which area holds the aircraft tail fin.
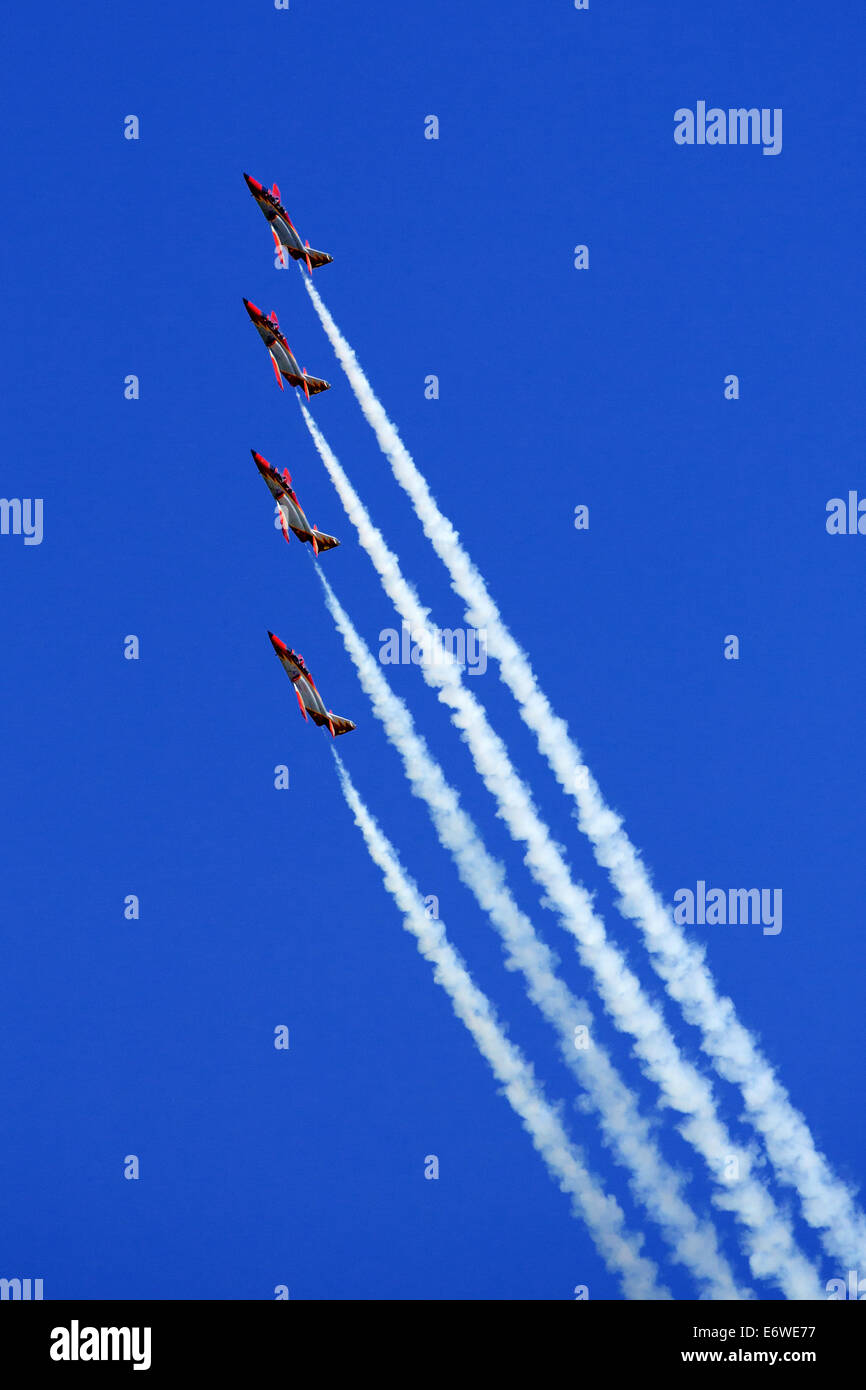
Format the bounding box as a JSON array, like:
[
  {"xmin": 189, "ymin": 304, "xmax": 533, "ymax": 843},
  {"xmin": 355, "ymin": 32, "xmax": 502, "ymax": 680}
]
[
  {"xmin": 303, "ymin": 246, "xmax": 333, "ymax": 270},
  {"xmin": 329, "ymin": 715, "xmax": 356, "ymax": 737},
  {"xmin": 289, "ymin": 526, "xmax": 339, "ymax": 553},
  {"xmin": 284, "ymin": 372, "xmax": 330, "ymax": 397},
  {"xmin": 311, "ymin": 529, "xmax": 340, "ymax": 553},
  {"xmin": 276, "ymin": 243, "xmax": 331, "ymax": 270},
  {"xmin": 310, "ymin": 710, "xmax": 356, "ymax": 736}
]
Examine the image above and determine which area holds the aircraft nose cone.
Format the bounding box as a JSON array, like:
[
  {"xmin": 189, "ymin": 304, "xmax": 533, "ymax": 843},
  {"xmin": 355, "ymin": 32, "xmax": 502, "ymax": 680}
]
[
  {"xmin": 243, "ymin": 172, "xmax": 262, "ymax": 192},
  {"xmin": 243, "ymin": 298, "xmax": 261, "ymax": 318}
]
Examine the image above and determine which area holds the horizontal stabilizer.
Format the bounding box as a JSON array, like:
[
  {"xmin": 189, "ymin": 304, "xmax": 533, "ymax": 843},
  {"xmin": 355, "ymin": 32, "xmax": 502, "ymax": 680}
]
[
  {"xmin": 279, "ymin": 242, "xmax": 332, "ymax": 270},
  {"xmin": 289, "ymin": 526, "xmax": 340, "ymax": 553},
  {"xmin": 304, "ymin": 246, "xmax": 332, "ymax": 270},
  {"xmin": 309, "ymin": 710, "xmax": 356, "ymax": 736},
  {"xmin": 284, "ymin": 372, "xmax": 331, "ymax": 396},
  {"xmin": 312, "ymin": 529, "xmax": 340, "ymax": 553}
]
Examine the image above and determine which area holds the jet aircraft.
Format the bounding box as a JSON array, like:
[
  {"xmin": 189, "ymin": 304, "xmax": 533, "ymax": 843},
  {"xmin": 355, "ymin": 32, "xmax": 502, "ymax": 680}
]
[
  {"xmin": 243, "ymin": 174, "xmax": 333, "ymax": 274},
  {"xmin": 268, "ymin": 631, "xmax": 356, "ymax": 737},
  {"xmin": 243, "ymin": 299, "xmax": 331, "ymax": 398},
  {"xmin": 252, "ymin": 450, "xmax": 339, "ymax": 557}
]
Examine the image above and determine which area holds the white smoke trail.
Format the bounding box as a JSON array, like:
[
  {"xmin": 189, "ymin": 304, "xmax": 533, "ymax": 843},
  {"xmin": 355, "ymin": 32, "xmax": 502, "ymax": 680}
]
[
  {"xmin": 332, "ymin": 751, "xmax": 670, "ymax": 1301},
  {"xmin": 305, "ymin": 277, "xmax": 866, "ymax": 1273},
  {"xmin": 299, "ymin": 401, "xmax": 822, "ymax": 1299},
  {"xmin": 319, "ymin": 567, "xmax": 747, "ymax": 1298}
]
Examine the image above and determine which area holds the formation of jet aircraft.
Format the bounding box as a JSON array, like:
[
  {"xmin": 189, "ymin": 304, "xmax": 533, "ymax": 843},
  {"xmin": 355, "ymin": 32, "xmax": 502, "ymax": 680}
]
[{"xmin": 242, "ymin": 178, "xmax": 355, "ymax": 739}]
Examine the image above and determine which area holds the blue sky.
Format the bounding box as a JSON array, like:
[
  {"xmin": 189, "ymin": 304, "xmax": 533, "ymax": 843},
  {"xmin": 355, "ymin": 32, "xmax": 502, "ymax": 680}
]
[{"xmin": 1, "ymin": 1, "xmax": 864, "ymax": 1299}]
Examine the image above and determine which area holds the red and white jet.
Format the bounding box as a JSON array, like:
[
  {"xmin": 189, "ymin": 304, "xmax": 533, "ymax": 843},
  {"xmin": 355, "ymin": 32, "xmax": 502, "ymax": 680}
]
[
  {"xmin": 268, "ymin": 631, "xmax": 356, "ymax": 737},
  {"xmin": 243, "ymin": 174, "xmax": 333, "ymax": 275},
  {"xmin": 243, "ymin": 298, "xmax": 330, "ymax": 398},
  {"xmin": 252, "ymin": 450, "xmax": 339, "ymax": 557}
]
